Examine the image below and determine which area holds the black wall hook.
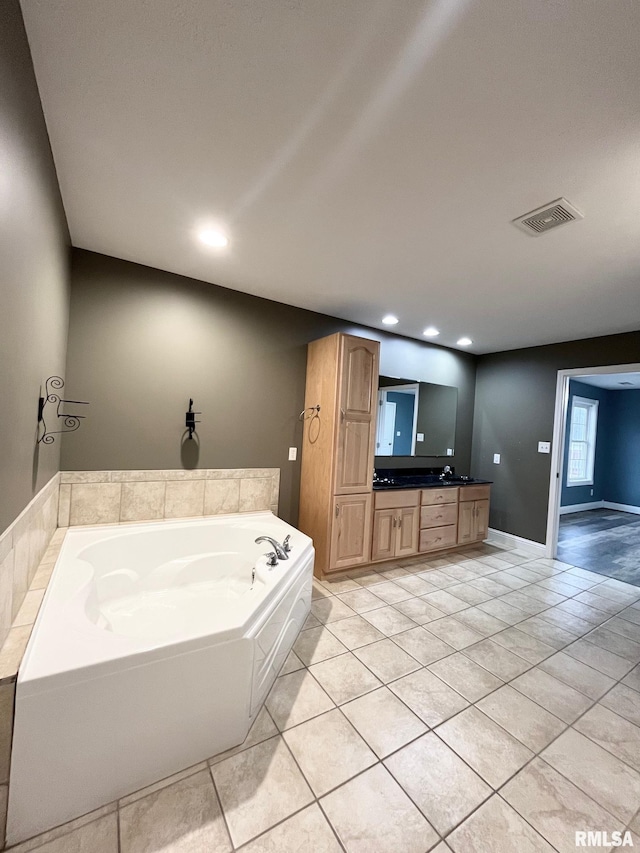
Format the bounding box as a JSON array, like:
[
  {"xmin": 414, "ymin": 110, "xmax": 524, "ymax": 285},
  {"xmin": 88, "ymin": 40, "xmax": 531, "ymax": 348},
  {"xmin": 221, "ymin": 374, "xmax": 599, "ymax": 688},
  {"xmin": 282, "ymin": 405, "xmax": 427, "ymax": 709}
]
[
  {"xmin": 185, "ymin": 398, "xmax": 201, "ymax": 439},
  {"xmin": 37, "ymin": 376, "xmax": 89, "ymax": 444}
]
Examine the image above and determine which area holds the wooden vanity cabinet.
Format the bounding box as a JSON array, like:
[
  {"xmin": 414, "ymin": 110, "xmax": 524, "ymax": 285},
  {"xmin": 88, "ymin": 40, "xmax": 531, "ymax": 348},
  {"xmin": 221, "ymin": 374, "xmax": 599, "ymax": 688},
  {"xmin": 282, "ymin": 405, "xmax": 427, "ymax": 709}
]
[
  {"xmin": 299, "ymin": 333, "xmax": 379, "ymax": 576},
  {"xmin": 371, "ymin": 490, "xmax": 420, "ymax": 562},
  {"xmin": 369, "ymin": 484, "xmax": 491, "ymax": 560},
  {"xmin": 457, "ymin": 485, "xmax": 490, "ymax": 544},
  {"xmin": 299, "ymin": 330, "xmax": 491, "ymax": 577}
]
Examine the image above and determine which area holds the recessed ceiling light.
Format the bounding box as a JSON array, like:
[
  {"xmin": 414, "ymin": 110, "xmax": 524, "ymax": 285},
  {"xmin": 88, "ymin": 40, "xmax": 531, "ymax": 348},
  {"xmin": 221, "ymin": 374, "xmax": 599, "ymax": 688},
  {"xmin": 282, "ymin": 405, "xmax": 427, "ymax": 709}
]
[
  {"xmin": 423, "ymin": 327, "xmax": 440, "ymax": 337},
  {"xmin": 457, "ymin": 337, "xmax": 473, "ymax": 347},
  {"xmin": 382, "ymin": 315, "xmax": 399, "ymax": 325},
  {"xmin": 198, "ymin": 228, "xmax": 229, "ymax": 248}
]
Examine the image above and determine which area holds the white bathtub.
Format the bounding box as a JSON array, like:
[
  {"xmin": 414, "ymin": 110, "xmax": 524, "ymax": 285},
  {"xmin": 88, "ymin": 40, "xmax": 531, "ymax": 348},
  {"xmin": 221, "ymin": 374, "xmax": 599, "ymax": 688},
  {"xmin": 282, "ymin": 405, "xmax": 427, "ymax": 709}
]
[{"xmin": 7, "ymin": 511, "xmax": 314, "ymax": 844}]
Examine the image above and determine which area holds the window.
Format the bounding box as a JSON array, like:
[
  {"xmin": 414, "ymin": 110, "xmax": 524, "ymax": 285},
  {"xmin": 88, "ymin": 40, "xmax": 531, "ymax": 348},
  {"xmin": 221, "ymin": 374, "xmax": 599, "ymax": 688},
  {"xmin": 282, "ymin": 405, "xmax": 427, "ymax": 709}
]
[{"xmin": 567, "ymin": 396, "xmax": 598, "ymax": 486}]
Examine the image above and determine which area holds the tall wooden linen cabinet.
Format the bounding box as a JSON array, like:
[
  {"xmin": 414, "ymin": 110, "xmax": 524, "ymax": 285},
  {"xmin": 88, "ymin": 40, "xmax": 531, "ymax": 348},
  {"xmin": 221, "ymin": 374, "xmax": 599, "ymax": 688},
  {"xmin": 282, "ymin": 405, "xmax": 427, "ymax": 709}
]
[{"xmin": 299, "ymin": 333, "xmax": 379, "ymax": 577}]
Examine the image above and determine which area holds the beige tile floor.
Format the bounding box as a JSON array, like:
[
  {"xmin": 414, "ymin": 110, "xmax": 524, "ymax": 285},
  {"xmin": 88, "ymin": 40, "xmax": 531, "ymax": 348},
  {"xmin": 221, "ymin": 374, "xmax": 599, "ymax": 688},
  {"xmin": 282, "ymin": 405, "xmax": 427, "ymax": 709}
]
[{"xmin": 10, "ymin": 544, "xmax": 640, "ymax": 852}]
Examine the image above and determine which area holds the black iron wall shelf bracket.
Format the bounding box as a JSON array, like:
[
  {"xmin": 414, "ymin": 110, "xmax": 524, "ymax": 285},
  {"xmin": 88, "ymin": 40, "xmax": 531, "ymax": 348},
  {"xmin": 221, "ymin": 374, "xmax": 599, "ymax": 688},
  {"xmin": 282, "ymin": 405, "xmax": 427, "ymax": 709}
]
[
  {"xmin": 37, "ymin": 376, "xmax": 89, "ymax": 445},
  {"xmin": 185, "ymin": 398, "xmax": 201, "ymax": 439}
]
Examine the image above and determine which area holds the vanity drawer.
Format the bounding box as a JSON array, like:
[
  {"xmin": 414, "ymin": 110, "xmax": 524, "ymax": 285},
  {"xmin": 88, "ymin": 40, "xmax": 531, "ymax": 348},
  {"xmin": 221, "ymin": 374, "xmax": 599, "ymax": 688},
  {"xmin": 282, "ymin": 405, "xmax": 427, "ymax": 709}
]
[
  {"xmin": 420, "ymin": 504, "xmax": 458, "ymax": 529},
  {"xmin": 421, "ymin": 488, "xmax": 458, "ymax": 506},
  {"xmin": 419, "ymin": 524, "xmax": 457, "ymax": 552},
  {"xmin": 458, "ymin": 485, "xmax": 490, "ymax": 502},
  {"xmin": 374, "ymin": 489, "xmax": 420, "ymax": 510}
]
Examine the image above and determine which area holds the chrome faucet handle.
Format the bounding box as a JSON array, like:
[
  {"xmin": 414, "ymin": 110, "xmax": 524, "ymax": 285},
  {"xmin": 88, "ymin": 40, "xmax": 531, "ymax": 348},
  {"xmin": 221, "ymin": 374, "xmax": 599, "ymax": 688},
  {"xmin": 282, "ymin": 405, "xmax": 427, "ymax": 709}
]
[
  {"xmin": 255, "ymin": 535, "xmax": 288, "ymax": 560},
  {"xmin": 264, "ymin": 551, "xmax": 278, "ymax": 568},
  {"xmin": 282, "ymin": 535, "xmax": 292, "ymax": 553}
]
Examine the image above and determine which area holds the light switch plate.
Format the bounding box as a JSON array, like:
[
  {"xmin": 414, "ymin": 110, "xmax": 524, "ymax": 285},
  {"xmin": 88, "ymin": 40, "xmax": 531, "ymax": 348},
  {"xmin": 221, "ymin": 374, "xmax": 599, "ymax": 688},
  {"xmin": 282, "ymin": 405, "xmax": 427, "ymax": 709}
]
[
  {"xmin": 447, "ymin": 448, "xmax": 454, "ymax": 456},
  {"xmin": 538, "ymin": 441, "xmax": 551, "ymax": 454},
  {"xmin": 288, "ymin": 447, "xmax": 297, "ymax": 461},
  {"xmin": 417, "ymin": 432, "xmax": 424, "ymax": 442},
  {"xmin": 493, "ymin": 453, "xmax": 501, "ymax": 464}
]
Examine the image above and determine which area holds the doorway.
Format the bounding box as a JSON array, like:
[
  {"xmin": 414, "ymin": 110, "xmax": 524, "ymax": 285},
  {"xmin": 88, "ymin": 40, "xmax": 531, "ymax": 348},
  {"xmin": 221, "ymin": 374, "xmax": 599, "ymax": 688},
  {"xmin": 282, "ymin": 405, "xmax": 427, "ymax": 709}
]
[
  {"xmin": 375, "ymin": 384, "xmax": 418, "ymax": 456},
  {"xmin": 546, "ymin": 363, "xmax": 640, "ymax": 584}
]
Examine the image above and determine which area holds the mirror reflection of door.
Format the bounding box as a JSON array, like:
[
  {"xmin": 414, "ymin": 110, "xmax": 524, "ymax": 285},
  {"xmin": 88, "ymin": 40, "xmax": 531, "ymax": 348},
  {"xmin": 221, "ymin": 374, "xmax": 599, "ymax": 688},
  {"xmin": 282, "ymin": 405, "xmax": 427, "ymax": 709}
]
[
  {"xmin": 378, "ymin": 375, "xmax": 457, "ymax": 457},
  {"xmin": 378, "ymin": 400, "xmax": 396, "ymax": 455},
  {"xmin": 376, "ymin": 385, "xmax": 418, "ymax": 456}
]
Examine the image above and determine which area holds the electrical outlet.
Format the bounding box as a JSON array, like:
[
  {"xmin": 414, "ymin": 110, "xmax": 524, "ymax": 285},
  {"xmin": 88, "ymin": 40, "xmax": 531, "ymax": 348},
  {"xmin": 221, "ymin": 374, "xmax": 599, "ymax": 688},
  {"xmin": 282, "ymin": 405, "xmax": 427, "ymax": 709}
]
[
  {"xmin": 288, "ymin": 447, "xmax": 297, "ymax": 461},
  {"xmin": 493, "ymin": 453, "xmax": 501, "ymax": 464},
  {"xmin": 538, "ymin": 441, "xmax": 551, "ymax": 454},
  {"xmin": 447, "ymin": 448, "xmax": 454, "ymax": 456},
  {"xmin": 590, "ymin": 489, "xmax": 594, "ymax": 496},
  {"xmin": 416, "ymin": 432, "xmax": 424, "ymax": 442}
]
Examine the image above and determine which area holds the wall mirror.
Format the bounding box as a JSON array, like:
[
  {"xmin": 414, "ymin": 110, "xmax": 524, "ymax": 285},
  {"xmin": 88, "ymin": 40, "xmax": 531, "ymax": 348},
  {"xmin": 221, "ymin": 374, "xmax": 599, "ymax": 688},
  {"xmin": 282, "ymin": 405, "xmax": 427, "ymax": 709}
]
[{"xmin": 376, "ymin": 376, "xmax": 457, "ymax": 457}]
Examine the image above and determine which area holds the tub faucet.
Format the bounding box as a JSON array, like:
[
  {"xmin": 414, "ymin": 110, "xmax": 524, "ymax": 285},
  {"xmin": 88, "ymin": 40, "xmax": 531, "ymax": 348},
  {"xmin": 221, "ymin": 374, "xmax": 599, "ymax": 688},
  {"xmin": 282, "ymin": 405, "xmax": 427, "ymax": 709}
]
[{"xmin": 255, "ymin": 536, "xmax": 289, "ymax": 560}]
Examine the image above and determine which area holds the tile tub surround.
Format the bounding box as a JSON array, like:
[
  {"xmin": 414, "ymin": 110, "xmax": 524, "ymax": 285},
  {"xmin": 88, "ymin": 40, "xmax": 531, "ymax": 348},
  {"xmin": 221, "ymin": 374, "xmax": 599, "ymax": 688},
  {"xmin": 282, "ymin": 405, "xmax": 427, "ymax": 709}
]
[
  {"xmin": 0, "ymin": 527, "xmax": 65, "ymax": 851},
  {"xmin": 6, "ymin": 543, "xmax": 640, "ymax": 850},
  {"xmin": 0, "ymin": 475, "xmax": 59, "ymax": 650},
  {"xmin": 58, "ymin": 469, "xmax": 280, "ymax": 526}
]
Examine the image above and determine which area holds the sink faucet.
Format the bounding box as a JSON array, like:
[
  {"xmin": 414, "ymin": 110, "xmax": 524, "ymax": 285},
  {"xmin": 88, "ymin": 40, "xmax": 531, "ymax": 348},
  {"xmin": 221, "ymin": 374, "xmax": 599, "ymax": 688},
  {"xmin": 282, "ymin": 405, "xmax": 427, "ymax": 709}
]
[
  {"xmin": 440, "ymin": 465, "xmax": 452, "ymax": 480},
  {"xmin": 255, "ymin": 535, "xmax": 289, "ymax": 560}
]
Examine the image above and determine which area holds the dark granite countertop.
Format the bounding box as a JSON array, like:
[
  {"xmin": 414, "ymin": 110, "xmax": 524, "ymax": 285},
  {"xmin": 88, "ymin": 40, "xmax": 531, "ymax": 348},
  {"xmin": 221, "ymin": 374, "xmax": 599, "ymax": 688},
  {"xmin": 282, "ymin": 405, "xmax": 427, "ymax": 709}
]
[{"xmin": 372, "ymin": 467, "xmax": 492, "ymax": 491}]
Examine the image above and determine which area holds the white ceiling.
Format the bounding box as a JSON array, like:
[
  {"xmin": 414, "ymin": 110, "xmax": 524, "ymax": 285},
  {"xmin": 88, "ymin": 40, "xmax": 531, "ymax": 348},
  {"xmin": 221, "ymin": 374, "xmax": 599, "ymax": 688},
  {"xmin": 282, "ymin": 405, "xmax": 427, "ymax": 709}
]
[
  {"xmin": 577, "ymin": 372, "xmax": 640, "ymax": 390},
  {"xmin": 21, "ymin": 0, "xmax": 640, "ymax": 354}
]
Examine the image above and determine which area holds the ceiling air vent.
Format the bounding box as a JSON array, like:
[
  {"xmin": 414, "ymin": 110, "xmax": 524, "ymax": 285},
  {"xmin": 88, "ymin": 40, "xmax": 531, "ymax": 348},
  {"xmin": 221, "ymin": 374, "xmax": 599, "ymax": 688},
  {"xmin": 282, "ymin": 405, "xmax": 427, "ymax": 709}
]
[{"xmin": 512, "ymin": 198, "xmax": 583, "ymax": 236}]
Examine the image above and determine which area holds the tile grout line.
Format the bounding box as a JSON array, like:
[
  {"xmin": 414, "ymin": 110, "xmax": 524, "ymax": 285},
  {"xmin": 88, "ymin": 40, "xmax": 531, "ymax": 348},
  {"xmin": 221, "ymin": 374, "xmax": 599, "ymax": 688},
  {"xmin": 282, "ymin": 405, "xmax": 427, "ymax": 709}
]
[{"xmin": 207, "ymin": 763, "xmax": 236, "ymax": 852}]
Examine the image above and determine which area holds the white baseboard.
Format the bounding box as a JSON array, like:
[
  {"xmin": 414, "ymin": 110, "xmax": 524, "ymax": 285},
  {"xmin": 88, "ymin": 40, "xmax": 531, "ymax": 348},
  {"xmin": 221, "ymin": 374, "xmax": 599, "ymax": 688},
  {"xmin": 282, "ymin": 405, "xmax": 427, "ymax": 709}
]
[
  {"xmin": 559, "ymin": 501, "xmax": 604, "ymax": 515},
  {"xmin": 559, "ymin": 500, "xmax": 640, "ymax": 516},
  {"xmin": 603, "ymin": 501, "xmax": 640, "ymax": 516},
  {"xmin": 486, "ymin": 528, "xmax": 546, "ymax": 557}
]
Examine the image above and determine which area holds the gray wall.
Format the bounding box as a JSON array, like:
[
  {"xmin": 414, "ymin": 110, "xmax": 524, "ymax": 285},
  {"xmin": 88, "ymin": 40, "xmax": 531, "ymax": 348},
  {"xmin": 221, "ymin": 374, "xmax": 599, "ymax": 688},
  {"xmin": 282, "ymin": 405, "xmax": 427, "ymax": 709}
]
[
  {"xmin": 62, "ymin": 250, "xmax": 476, "ymax": 524},
  {"xmin": 0, "ymin": 0, "xmax": 70, "ymax": 535},
  {"xmin": 472, "ymin": 331, "xmax": 640, "ymax": 544}
]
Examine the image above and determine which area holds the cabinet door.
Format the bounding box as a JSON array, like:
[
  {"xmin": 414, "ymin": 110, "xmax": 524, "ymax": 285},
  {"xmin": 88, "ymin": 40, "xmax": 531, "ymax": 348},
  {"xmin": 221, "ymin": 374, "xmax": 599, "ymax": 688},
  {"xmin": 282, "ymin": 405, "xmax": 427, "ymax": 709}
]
[
  {"xmin": 339, "ymin": 335, "xmax": 378, "ymax": 418},
  {"xmin": 474, "ymin": 499, "xmax": 489, "ymax": 541},
  {"xmin": 396, "ymin": 506, "xmax": 419, "ymax": 558},
  {"xmin": 371, "ymin": 509, "xmax": 396, "ymax": 562},
  {"xmin": 335, "ymin": 419, "xmax": 374, "ymax": 493},
  {"xmin": 329, "ymin": 493, "xmax": 372, "ymax": 572},
  {"xmin": 457, "ymin": 500, "xmax": 475, "ymax": 544},
  {"xmin": 334, "ymin": 336, "xmax": 379, "ymax": 495}
]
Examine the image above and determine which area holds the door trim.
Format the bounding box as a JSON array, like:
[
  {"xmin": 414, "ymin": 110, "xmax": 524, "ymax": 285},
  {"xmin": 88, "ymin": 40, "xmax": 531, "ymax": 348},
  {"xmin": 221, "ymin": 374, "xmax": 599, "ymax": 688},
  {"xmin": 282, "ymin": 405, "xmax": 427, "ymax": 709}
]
[{"xmin": 545, "ymin": 361, "xmax": 640, "ymax": 559}]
